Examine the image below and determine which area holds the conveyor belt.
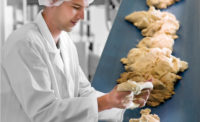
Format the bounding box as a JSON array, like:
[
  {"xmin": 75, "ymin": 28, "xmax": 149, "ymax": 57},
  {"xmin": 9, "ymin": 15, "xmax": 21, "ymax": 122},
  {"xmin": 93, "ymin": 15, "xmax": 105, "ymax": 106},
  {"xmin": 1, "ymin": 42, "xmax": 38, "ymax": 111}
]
[{"xmin": 92, "ymin": 0, "xmax": 200, "ymax": 122}]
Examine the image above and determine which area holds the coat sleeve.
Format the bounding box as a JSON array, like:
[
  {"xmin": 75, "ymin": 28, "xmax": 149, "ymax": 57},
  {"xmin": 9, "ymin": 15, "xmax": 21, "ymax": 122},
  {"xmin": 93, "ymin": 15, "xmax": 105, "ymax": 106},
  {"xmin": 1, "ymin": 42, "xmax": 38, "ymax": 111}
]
[
  {"xmin": 3, "ymin": 40, "xmax": 98, "ymax": 122},
  {"xmin": 76, "ymin": 63, "xmax": 125, "ymax": 122}
]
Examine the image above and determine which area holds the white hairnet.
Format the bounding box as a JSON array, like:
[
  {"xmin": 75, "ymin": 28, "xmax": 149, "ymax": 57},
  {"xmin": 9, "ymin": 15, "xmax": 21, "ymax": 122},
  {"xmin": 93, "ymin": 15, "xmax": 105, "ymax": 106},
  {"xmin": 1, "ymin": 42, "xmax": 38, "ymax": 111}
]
[{"xmin": 38, "ymin": 0, "xmax": 94, "ymax": 6}]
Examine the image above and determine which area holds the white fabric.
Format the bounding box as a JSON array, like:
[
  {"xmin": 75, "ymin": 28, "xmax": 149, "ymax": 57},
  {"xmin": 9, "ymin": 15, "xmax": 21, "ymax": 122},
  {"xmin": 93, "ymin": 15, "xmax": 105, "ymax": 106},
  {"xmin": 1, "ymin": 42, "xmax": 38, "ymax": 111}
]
[
  {"xmin": 117, "ymin": 80, "xmax": 153, "ymax": 109},
  {"xmin": 117, "ymin": 80, "xmax": 153, "ymax": 94},
  {"xmin": 38, "ymin": 0, "xmax": 94, "ymax": 6},
  {"xmin": 1, "ymin": 11, "xmax": 124, "ymax": 122}
]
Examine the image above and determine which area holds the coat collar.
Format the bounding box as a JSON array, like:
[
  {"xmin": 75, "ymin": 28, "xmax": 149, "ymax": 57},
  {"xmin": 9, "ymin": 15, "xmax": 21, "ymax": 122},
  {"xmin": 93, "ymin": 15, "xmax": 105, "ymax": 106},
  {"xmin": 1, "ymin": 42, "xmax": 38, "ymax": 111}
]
[
  {"xmin": 34, "ymin": 11, "xmax": 76, "ymax": 97},
  {"xmin": 34, "ymin": 10, "xmax": 59, "ymax": 53},
  {"xmin": 34, "ymin": 10, "xmax": 66, "ymax": 78}
]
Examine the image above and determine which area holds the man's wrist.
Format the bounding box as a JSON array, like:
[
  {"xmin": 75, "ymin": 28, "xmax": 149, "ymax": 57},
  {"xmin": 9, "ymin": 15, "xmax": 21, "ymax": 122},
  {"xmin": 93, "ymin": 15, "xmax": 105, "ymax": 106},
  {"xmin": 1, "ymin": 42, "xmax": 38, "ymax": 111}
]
[{"xmin": 97, "ymin": 94, "xmax": 112, "ymax": 112}]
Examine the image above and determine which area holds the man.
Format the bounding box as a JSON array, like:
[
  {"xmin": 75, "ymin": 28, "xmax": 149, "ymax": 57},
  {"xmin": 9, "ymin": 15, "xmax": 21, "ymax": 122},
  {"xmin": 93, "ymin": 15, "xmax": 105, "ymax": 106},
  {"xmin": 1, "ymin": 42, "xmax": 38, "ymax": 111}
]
[{"xmin": 1, "ymin": 0, "xmax": 151, "ymax": 121}]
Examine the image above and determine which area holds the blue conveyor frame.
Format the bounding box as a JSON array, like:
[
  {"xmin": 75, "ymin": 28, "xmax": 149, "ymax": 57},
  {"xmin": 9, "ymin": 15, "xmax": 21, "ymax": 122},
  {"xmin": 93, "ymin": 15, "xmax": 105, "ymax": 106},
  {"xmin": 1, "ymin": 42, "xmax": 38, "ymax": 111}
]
[{"xmin": 92, "ymin": 0, "xmax": 200, "ymax": 122}]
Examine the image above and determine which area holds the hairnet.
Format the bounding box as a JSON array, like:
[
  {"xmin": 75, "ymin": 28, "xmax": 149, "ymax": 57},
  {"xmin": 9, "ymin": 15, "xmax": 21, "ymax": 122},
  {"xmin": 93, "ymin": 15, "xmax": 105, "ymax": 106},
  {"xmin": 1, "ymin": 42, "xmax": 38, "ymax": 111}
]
[{"xmin": 38, "ymin": 0, "xmax": 94, "ymax": 6}]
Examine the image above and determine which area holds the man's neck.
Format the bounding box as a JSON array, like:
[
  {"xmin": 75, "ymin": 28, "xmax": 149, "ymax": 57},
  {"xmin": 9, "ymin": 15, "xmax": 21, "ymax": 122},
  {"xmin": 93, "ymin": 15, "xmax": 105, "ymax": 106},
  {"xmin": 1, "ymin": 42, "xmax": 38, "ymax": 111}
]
[{"xmin": 42, "ymin": 9, "xmax": 61, "ymax": 44}]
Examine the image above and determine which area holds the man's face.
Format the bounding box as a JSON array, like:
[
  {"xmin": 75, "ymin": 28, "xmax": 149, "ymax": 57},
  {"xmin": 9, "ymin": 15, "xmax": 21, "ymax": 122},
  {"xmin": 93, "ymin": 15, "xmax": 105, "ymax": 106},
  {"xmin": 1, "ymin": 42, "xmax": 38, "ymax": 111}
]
[{"xmin": 54, "ymin": 0, "xmax": 89, "ymax": 32}]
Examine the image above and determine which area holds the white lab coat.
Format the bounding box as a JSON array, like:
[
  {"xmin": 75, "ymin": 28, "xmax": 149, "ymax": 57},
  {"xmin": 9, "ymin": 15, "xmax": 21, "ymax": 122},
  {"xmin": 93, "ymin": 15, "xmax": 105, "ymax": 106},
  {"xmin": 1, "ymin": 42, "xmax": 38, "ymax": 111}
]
[{"xmin": 1, "ymin": 11, "xmax": 124, "ymax": 122}]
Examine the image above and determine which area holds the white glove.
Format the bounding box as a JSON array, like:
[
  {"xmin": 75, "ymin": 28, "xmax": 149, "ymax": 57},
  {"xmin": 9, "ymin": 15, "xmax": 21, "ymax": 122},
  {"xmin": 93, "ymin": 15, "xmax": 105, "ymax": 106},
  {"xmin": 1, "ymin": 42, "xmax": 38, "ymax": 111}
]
[
  {"xmin": 117, "ymin": 80, "xmax": 153, "ymax": 109},
  {"xmin": 38, "ymin": 0, "xmax": 94, "ymax": 6}
]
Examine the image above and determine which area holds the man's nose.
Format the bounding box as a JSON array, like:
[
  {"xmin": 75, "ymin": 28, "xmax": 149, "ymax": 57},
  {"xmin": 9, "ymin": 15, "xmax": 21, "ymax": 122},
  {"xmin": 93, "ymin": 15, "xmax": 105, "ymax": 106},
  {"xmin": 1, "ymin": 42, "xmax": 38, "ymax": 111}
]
[{"xmin": 78, "ymin": 9, "xmax": 84, "ymax": 20}]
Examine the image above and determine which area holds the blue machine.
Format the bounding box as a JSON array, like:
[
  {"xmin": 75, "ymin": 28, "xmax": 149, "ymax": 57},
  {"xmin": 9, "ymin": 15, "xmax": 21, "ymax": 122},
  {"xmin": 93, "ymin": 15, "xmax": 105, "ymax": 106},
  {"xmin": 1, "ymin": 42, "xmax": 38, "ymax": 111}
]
[{"xmin": 92, "ymin": 0, "xmax": 200, "ymax": 121}]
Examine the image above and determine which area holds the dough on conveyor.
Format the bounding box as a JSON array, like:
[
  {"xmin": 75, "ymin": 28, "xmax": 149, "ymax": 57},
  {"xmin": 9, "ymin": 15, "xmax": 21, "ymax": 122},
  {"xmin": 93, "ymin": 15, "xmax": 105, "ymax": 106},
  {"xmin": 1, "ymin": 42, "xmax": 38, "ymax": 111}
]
[
  {"xmin": 125, "ymin": 7, "xmax": 179, "ymax": 39},
  {"xmin": 141, "ymin": 15, "xmax": 179, "ymax": 39},
  {"xmin": 118, "ymin": 47, "xmax": 188, "ymax": 106},
  {"xmin": 121, "ymin": 2, "xmax": 188, "ymax": 107},
  {"xmin": 117, "ymin": 71, "xmax": 181, "ymax": 106},
  {"xmin": 120, "ymin": 47, "xmax": 188, "ymax": 75},
  {"xmin": 137, "ymin": 33, "xmax": 174, "ymax": 50},
  {"xmin": 146, "ymin": 0, "xmax": 180, "ymax": 9},
  {"xmin": 125, "ymin": 7, "xmax": 162, "ymax": 29},
  {"xmin": 129, "ymin": 108, "xmax": 160, "ymax": 122}
]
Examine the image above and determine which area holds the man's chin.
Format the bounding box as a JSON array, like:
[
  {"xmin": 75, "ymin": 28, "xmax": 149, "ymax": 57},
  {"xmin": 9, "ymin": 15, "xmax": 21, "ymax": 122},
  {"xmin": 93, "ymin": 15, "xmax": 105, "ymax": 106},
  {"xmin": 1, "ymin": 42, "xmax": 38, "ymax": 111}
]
[{"xmin": 64, "ymin": 28, "xmax": 73, "ymax": 32}]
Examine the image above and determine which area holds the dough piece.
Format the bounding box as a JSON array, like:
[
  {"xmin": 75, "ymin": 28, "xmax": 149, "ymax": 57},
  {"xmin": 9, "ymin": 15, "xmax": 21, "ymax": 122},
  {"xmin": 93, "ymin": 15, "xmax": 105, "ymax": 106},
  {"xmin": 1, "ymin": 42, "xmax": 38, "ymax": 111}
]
[
  {"xmin": 125, "ymin": 7, "xmax": 179, "ymax": 38},
  {"xmin": 118, "ymin": 47, "xmax": 188, "ymax": 106},
  {"xmin": 122, "ymin": 3, "xmax": 187, "ymax": 107},
  {"xmin": 125, "ymin": 7, "xmax": 162, "ymax": 29},
  {"xmin": 117, "ymin": 80, "xmax": 153, "ymax": 94},
  {"xmin": 147, "ymin": 0, "xmax": 180, "ymax": 9},
  {"xmin": 129, "ymin": 108, "xmax": 160, "ymax": 122},
  {"xmin": 137, "ymin": 33, "xmax": 174, "ymax": 50},
  {"xmin": 117, "ymin": 71, "xmax": 181, "ymax": 106},
  {"xmin": 120, "ymin": 47, "xmax": 188, "ymax": 76},
  {"xmin": 141, "ymin": 12, "xmax": 179, "ymax": 38}
]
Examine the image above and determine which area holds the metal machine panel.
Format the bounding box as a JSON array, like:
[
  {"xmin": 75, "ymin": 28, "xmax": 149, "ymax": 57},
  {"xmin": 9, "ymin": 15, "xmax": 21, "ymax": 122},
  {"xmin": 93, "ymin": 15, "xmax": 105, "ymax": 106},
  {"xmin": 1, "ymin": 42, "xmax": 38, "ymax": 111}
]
[{"xmin": 92, "ymin": 0, "xmax": 200, "ymax": 121}]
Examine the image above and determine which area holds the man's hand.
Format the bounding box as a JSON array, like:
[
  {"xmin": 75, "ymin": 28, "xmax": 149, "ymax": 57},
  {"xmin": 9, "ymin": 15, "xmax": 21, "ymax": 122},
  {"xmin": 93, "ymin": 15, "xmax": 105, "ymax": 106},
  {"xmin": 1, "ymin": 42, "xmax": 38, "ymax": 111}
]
[
  {"xmin": 97, "ymin": 87, "xmax": 151, "ymax": 112},
  {"xmin": 133, "ymin": 89, "xmax": 150, "ymax": 107},
  {"xmin": 97, "ymin": 86, "xmax": 131, "ymax": 112}
]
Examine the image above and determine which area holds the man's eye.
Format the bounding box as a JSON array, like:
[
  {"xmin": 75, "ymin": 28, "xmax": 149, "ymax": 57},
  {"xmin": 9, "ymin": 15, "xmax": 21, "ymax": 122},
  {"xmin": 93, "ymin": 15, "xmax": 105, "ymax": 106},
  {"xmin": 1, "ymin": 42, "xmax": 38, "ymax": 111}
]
[{"xmin": 73, "ymin": 6, "xmax": 80, "ymax": 10}]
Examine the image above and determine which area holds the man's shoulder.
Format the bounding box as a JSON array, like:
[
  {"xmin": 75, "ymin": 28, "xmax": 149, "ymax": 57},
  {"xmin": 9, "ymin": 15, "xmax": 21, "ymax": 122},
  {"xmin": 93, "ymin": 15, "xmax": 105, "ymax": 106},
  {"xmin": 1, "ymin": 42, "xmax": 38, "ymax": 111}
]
[
  {"xmin": 9, "ymin": 23, "xmax": 41, "ymax": 42},
  {"xmin": 3, "ymin": 23, "xmax": 45, "ymax": 54}
]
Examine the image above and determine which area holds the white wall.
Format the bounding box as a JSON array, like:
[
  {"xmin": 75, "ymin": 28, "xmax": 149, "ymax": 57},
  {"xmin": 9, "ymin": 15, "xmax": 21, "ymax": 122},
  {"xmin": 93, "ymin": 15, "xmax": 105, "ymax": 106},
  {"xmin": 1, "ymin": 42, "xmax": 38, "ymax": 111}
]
[
  {"xmin": 70, "ymin": 5, "xmax": 110, "ymax": 80},
  {"xmin": 90, "ymin": 5, "xmax": 110, "ymax": 56},
  {"xmin": 0, "ymin": 0, "xmax": 6, "ymax": 45}
]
